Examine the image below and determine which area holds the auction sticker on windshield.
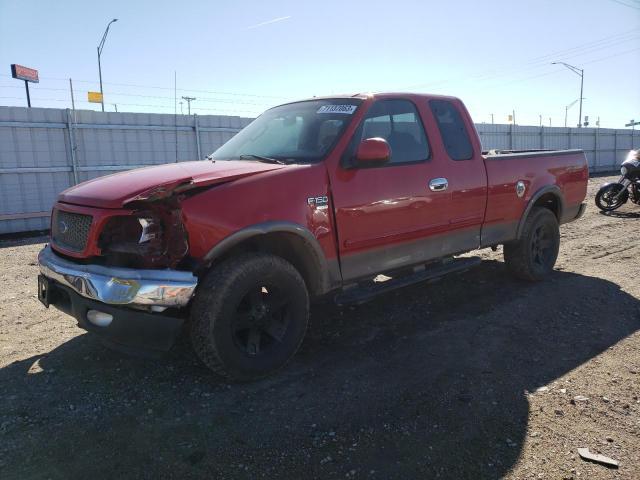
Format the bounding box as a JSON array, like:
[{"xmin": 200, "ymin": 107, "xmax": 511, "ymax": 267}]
[{"xmin": 317, "ymin": 105, "xmax": 357, "ymax": 114}]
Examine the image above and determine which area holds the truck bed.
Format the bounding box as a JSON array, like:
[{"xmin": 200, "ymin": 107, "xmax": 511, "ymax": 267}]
[{"xmin": 480, "ymin": 149, "xmax": 589, "ymax": 247}]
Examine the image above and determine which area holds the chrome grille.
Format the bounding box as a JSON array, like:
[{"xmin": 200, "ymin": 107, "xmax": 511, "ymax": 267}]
[{"xmin": 52, "ymin": 209, "xmax": 93, "ymax": 252}]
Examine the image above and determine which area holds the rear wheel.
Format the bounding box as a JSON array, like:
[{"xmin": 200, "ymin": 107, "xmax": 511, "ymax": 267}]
[
  {"xmin": 504, "ymin": 207, "xmax": 560, "ymax": 281},
  {"xmin": 190, "ymin": 253, "xmax": 309, "ymax": 381},
  {"xmin": 595, "ymin": 183, "xmax": 627, "ymax": 212}
]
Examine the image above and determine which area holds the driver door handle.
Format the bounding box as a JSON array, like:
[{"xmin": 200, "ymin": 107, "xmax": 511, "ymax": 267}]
[{"xmin": 429, "ymin": 178, "xmax": 448, "ymax": 192}]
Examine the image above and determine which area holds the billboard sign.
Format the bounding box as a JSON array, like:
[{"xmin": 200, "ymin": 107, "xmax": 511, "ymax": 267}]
[{"xmin": 11, "ymin": 64, "xmax": 39, "ymax": 83}]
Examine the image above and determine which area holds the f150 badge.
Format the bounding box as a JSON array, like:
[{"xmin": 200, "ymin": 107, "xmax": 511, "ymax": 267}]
[{"xmin": 307, "ymin": 196, "xmax": 329, "ymax": 207}]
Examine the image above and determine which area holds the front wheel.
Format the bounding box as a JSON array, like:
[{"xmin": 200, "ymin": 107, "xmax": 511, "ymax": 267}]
[
  {"xmin": 595, "ymin": 183, "xmax": 628, "ymax": 212},
  {"xmin": 504, "ymin": 207, "xmax": 560, "ymax": 282},
  {"xmin": 190, "ymin": 253, "xmax": 309, "ymax": 382}
]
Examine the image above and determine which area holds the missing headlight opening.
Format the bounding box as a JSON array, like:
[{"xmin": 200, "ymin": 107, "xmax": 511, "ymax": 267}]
[
  {"xmin": 98, "ymin": 199, "xmax": 189, "ymax": 269},
  {"xmin": 138, "ymin": 217, "xmax": 160, "ymax": 243}
]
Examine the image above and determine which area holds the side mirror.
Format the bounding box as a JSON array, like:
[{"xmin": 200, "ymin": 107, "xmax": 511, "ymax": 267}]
[{"xmin": 356, "ymin": 137, "xmax": 390, "ymax": 164}]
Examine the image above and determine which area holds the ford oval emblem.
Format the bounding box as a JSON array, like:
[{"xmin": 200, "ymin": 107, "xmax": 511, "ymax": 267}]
[{"xmin": 58, "ymin": 220, "xmax": 69, "ymax": 234}]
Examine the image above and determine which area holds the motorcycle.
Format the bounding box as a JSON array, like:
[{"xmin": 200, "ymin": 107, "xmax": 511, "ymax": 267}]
[{"xmin": 595, "ymin": 149, "xmax": 640, "ymax": 212}]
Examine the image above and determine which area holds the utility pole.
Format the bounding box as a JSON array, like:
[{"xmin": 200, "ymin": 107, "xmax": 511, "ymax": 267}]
[
  {"xmin": 552, "ymin": 61, "xmax": 584, "ymax": 128},
  {"xmin": 627, "ymin": 120, "xmax": 640, "ymax": 148},
  {"xmin": 182, "ymin": 96, "xmax": 196, "ymax": 115},
  {"xmin": 179, "ymin": 101, "xmax": 184, "ymax": 115},
  {"xmin": 539, "ymin": 115, "xmax": 542, "ymax": 127},
  {"xmin": 113, "ymin": 104, "xmax": 118, "ymax": 112},
  {"xmin": 490, "ymin": 113, "xmax": 494, "ymax": 124},
  {"xmin": 97, "ymin": 19, "xmax": 118, "ymax": 112},
  {"xmin": 624, "ymin": 120, "xmax": 640, "ymax": 151},
  {"xmin": 69, "ymin": 78, "xmax": 75, "ymax": 112}
]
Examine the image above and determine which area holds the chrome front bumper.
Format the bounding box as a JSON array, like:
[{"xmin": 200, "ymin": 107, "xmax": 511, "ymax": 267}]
[{"xmin": 38, "ymin": 245, "xmax": 198, "ymax": 308}]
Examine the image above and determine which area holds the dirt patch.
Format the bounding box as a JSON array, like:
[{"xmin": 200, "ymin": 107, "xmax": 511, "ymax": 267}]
[{"xmin": 1, "ymin": 176, "xmax": 639, "ymax": 479}]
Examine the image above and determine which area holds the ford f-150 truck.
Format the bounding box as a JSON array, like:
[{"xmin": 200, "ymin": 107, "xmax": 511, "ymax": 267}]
[{"xmin": 37, "ymin": 93, "xmax": 588, "ymax": 380}]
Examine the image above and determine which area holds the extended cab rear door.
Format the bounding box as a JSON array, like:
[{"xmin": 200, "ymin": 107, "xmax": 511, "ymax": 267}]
[
  {"xmin": 425, "ymin": 98, "xmax": 488, "ymax": 249},
  {"xmin": 329, "ymin": 98, "xmax": 452, "ymax": 281}
]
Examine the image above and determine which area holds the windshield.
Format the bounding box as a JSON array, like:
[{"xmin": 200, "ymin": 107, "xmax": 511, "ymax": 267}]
[{"xmin": 211, "ymin": 99, "xmax": 363, "ymax": 163}]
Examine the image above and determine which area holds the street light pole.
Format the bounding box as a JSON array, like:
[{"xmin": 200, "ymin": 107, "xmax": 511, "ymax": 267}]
[
  {"xmin": 97, "ymin": 18, "xmax": 118, "ymax": 113},
  {"xmin": 552, "ymin": 61, "xmax": 584, "ymax": 127},
  {"xmin": 564, "ymin": 98, "xmax": 583, "ymax": 128},
  {"xmin": 578, "ymin": 70, "xmax": 584, "ymax": 128}
]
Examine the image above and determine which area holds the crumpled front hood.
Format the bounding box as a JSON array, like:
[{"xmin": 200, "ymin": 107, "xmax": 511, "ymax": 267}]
[{"xmin": 58, "ymin": 160, "xmax": 286, "ymax": 209}]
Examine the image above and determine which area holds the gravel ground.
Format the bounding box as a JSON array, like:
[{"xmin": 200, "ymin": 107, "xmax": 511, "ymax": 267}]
[{"xmin": 1, "ymin": 175, "xmax": 639, "ymax": 480}]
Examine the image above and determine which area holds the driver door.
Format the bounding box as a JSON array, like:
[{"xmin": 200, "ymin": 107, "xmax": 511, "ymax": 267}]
[{"xmin": 329, "ymin": 99, "xmax": 452, "ymax": 281}]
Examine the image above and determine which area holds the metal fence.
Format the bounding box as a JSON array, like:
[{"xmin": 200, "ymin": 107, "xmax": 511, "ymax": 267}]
[
  {"xmin": 0, "ymin": 106, "xmax": 252, "ymax": 234},
  {"xmin": 0, "ymin": 106, "xmax": 638, "ymax": 234},
  {"xmin": 475, "ymin": 123, "xmax": 638, "ymax": 173}
]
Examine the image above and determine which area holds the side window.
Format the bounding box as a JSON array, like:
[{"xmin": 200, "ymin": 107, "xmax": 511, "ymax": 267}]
[
  {"xmin": 429, "ymin": 100, "xmax": 473, "ymax": 161},
  {"xmin": 357, "ymin": 100, "xmax": 430, "ymax": 165}
]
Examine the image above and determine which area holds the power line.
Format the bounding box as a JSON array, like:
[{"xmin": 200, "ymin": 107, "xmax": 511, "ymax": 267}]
[
  {"xmin": 461, "ymin": 35, "xmax": 639, "ymax": 88},
  {"xmin": 396, "ymin": 29, "xmax": 639, "ymax": 91},
  {"xmin": 0, "ymin": 73, "xmax": 290, "ymax": 100},
  {"xmin": 467, "ymin": 46, "xmax": 640, "ymax": 94},
  {"xmin": 578, "ymin": 46, "xmax": 640, "ymax": 66},
  {"xmin": 0, "ymin": 85, "xmax": 278, "ymax": 107},
  {"xmin": 1, "ymin": 29, "xmax": 637, "ymax": 117},
  {"xmin": 493, "ymin": 33, "xmax": 637, "ymax": 84},
  {"xmin": 0, "ymin": 96, "xmax": 262, "ymax": 114},
  {"xmin": 608, "ymin": 0, "xmax": 640, "ymax": 10},
  {"xmin": 488, "ymin": 34, "xmax": 638, "ymax": 75},
  {"xmin": 1, "ymin": 29, "xmax": 635, "ymax": 110},
  {"xmin": 3, "ymin": 44, "xmax": 636, "ymax": 114},
  {"xmin": 0, "ymin": 85, "xmax": 69, "ymax": 92},
  {"xmin": 523, "ymin": 29, "xmax": 639, "ymax": 64}
]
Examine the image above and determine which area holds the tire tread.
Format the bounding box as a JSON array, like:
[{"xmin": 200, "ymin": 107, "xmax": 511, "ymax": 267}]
[
  {"xmin": 190, "ymin": 253, "xmax": 309, "ymax": 381},
  {"xmin": 504, "ymin": 207, "xmax": 559, "ymax": 282}
]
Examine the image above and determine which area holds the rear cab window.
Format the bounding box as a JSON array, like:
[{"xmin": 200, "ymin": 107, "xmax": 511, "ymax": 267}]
[{"xmin": 429, "ymin": 99, "xmax": 474, "ymax": 161}]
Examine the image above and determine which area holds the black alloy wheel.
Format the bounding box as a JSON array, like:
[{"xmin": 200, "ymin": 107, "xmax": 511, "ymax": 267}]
[
  {"xmin": 504, "ymin": 207, "xmax": 560, "ymax": 281},
  {"xmin": 190, "ymin": 253, "xmax": 309, "ymax": 381},
  {"xmin": 232, "ymin": 285, "xmax": 291, "ymax": 356},
  {"xmin": 530, "ymin": 223, "xmax": 555, "ymax": 270}
]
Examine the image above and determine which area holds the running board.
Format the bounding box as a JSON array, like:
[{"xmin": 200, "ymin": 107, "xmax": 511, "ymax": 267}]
[{"xmin": 334, "ymin": 256, "xmax": 482, "ymax": 306}]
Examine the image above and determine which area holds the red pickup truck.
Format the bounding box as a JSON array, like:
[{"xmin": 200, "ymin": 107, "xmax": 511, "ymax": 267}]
[{"xmin": 37, "ymin": 93, "xmax": 588, "ymax": 380}]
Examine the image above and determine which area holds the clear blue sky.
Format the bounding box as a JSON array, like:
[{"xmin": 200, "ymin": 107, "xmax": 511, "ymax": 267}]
[{"xmin": 1, "ymin": 0, "xmax": 639, "ymax": 127}]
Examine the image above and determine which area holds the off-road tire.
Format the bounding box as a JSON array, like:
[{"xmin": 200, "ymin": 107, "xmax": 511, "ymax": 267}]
[
  {"xmin": 190, "ymin": 253, "xmax": 309, "ymax": 381},
  {"xmin": 504, "ymin": 207, "xmax": 560, "ymax": 282}
]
